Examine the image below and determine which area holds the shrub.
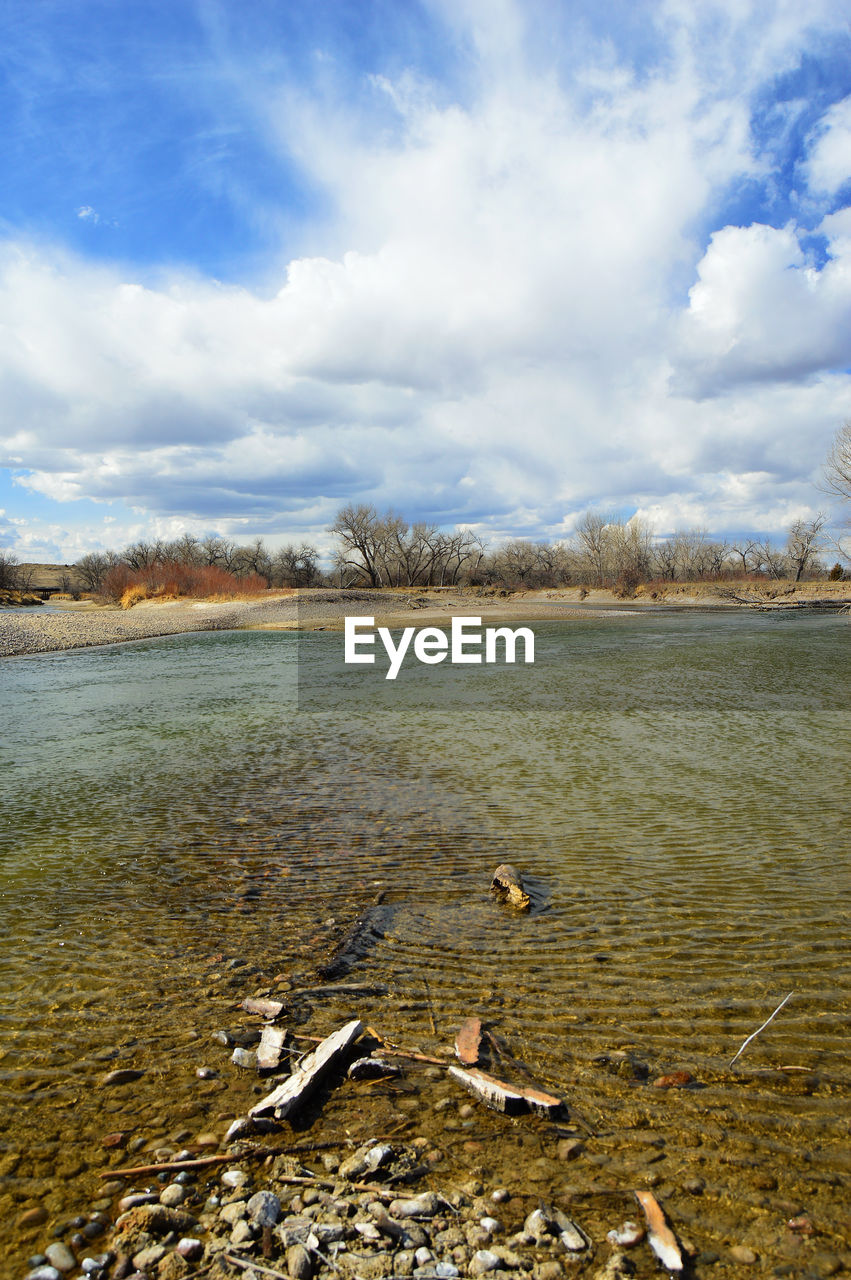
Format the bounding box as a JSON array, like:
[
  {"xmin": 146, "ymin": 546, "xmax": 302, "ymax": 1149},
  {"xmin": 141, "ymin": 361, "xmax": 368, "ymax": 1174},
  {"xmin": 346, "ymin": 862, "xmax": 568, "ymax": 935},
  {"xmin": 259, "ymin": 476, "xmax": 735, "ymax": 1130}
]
[
  {"xmin": 103, "ymin": 560, "xmax": 267, "ymax": 604},
  {"xmin": 828, "ymin": 562, "xmax": 845, "ymax": 581}
]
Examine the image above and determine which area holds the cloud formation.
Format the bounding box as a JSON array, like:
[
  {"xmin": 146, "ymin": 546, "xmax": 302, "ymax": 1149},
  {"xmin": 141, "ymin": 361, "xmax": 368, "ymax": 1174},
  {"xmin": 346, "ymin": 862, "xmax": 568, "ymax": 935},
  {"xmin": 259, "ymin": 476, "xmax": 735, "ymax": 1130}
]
[{"xmin": 0, "ymin": 0, "xmax": 850, "ymax": 559}]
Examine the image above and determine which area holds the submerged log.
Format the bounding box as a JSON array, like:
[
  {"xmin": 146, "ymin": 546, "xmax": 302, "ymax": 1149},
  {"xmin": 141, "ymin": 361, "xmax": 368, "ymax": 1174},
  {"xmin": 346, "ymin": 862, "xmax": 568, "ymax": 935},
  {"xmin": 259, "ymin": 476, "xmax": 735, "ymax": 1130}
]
[
  {"xmin": 317, "ymin": 899, "xmax": 396, "ymax": 980},
  {"xmin": 634, "ymin": 1191, "xmax": 683, "ymax": 1273},
  {"xmin": 249, "ymin": 1018, "xmax": 363, "ymax": 1121},
  {"xmin": 448, "ymin": 1065, "xmax": 564, "ymax": 1118},
  {"xmin": 455, "ymin": 1017, "xmax": 483, "ymax": 1066},
  {"xmin": 490, "ymin": 864, "xmax": 531, "ymax": 911}
]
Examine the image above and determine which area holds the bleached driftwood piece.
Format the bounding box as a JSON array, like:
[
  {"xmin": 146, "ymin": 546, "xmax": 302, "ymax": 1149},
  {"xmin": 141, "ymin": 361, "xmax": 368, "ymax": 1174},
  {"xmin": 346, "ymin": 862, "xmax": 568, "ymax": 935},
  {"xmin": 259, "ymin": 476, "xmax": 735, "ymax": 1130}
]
[
  {"xmin": 454, "ymin": 1017, "xmax": 483, "ymax": 1066},
  {"xmin": 634, "ymin": 1191, "xmax": 683, "ymax": 1272},
  {"xmin": 449, "ymin": 1064, "xmax": 563, "ymax": 1118},
  {"xmin": 249, "ymin": 1019, "xmax": 363, "ymax": 1120}
]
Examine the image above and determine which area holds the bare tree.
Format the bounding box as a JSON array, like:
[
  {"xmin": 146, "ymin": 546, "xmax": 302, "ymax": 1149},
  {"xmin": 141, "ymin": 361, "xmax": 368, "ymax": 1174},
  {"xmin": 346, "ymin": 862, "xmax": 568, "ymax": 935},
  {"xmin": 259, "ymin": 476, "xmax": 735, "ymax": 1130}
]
[
  {"xmin": 75, "ymin": 551, "xmax": 119, "ymax": 592},
  {"xmin": 574, "ymin": 511, "xmax": 608, "ymax": 585},
  {"xmin": 0, "ymin": 549, "xmax": 20, "ymax": 591},
  {"xmin": 786, "ymin": 514, "xmax": 826, "ymax": 581},
  {"xmin": 822, "ymin": 422, "xmax": 851, "ymax": 504}
]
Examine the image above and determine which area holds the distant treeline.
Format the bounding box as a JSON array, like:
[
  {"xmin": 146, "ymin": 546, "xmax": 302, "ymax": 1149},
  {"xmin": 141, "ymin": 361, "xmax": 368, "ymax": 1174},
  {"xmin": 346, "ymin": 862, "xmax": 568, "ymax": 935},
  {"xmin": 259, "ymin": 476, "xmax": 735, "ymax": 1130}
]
[{"xmin": 1, "ymin": 506, "xmax": 841, "ymax": 602}]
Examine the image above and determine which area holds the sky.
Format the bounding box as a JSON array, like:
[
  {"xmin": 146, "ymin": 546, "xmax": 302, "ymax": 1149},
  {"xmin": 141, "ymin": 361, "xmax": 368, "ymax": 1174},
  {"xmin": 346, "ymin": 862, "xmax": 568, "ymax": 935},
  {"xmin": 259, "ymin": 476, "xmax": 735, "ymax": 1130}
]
[{"xmin": 0, "ymin": 0, "xmax": 850, "ymax": 564}]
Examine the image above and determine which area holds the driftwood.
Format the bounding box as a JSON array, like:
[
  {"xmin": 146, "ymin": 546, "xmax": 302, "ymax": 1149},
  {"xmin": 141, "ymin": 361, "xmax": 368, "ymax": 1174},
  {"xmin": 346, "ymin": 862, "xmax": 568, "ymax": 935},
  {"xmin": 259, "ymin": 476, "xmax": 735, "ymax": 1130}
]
[
  {"xmin": 448, "ymin": 1064, "xmax": 564, "ymax": 1118},
  {"xmin": 291, "ymin": 983, "xmax": 388, "ymax": 998},
  {"xmin": 257, "ymin": 1025, "xmax": 288, "ymax": 1072},
  {"xmin": 250, "ymin": 1019, "xmax": 363, "ymax": 1120},
  {"xmin": 634, "ymin": 1191, "xmax": 683, "ymax": 1273},
  {"xmin": 455, "ymin": 1017, "xmax": 483, "ymax": 1065},
  {"xmin": 490, "ymin": 863, "xmax": 531, "ymax": 911}
]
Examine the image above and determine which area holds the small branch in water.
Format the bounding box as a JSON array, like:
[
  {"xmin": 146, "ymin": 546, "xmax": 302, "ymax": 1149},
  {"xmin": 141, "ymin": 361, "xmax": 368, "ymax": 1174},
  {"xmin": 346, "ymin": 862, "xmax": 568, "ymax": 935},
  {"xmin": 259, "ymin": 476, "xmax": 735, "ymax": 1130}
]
[
  {"xmin": 424, "ymin": 977, "xmax": 438, "ymax": 1037},
  {"xmin": 224, "ymin": 1255, "xmax": 289, "ymax": 1279},
  {"xmin": 729, "ymin": 992, "xmax": 794, "ymax": 1069}
]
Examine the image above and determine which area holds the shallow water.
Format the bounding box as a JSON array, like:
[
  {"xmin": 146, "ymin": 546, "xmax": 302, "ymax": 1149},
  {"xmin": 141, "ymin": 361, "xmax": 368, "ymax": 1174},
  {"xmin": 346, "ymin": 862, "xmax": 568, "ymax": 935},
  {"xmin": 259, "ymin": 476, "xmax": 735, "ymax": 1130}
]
[{"xmin": 0, "ymin": 613, "xmax": 849, "ymax": 1276}]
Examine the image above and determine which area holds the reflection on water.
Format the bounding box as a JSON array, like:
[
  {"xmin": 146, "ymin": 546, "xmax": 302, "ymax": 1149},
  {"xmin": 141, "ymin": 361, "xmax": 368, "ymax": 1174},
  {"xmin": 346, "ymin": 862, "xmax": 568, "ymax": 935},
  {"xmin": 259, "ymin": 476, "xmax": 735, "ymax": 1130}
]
[{"xmin": 0, "ymin": 614, "xmax": 849, "ymax": 1271}]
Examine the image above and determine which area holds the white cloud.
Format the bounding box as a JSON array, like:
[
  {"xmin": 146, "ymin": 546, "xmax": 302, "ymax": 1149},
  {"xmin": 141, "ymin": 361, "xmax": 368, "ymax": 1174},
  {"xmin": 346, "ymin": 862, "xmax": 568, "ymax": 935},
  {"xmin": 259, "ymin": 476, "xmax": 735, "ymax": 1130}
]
[
  {"xmin": 1, "ymin": 0, "xmax": 850, "ymax": 560},
  {"xmin": 804, "ymin": 95, "xmax": 851, "ymax": 195}
]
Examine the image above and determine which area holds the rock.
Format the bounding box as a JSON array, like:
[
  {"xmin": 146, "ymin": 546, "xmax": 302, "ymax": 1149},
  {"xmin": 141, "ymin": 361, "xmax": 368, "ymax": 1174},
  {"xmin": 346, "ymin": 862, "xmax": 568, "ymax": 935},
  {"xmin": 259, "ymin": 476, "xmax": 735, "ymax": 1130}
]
[
  {"xmin": 195, "ymin": 1067, "xmax": 217, "ymax": 1080},
  {"xmin": 606, "ymin": 1222, "xmax": 644, "ymax": 1247},
  {"xmin": 287, "ymin": 1243, "xmax": 313, "ymax": 1280},
  {"xmin": 681, "ymin": 1177, "xmax": 704, "ymax": 1195},
  {"xmin": 219, "ymin": 1201, "xmax": 248, "ymax": 1225},
  {"xmin": 102, "ymin": 1132, "xmax": 128, "ymax": 1148},
  {"xmin": 175, "ymin": 1239, "xmax": 204, "ymax": 1261},
  {"xmin": 469, "ymin": 1250, "xmax": 501, "ymax": 1275},
  {"xmin": 652, "ymin": 1071, "xmax": 694, "ymax": 1088},
  {"xmin": 222, "ymin": 1168, "xmax": 248, "ymax": 1188},
  {"xmin": 729, "ymin": 1245, "xmax": 757, "ymax": 1264},
  {"xmin": 133, "ymin": 1244, "xmax": 167, "ymax": 1270},
  {"xmin": 491, "ymin": 1189, "xmax": 510, "ymax": 1204},
  {"xmin": 532, "ymin": 1265, "xmax": 563, "ymax": 1280},
  {"xmin": 389, "ymin": 1192, "xmax": 442, "ymax": 1218},
  {"xmin": 340, "ymin": 1143, "xmax": 394, "ymax": 1179},
  {"xmin": 195, "ymin": 1131, "xmax": 220, "ymax": 1147},
  {"xmin": 556, "ymin": 1138, "xmax": 584, "ymax": 1162},
  {"xmin": 231, "ymin": 1046, "xmax": 258, "ymax": 1069},
  {"xmin": 26, "ymin": 1268, "xmax": 62, "ymax": 1280},
  {"xmin": 101, "ymin": 1068, "xmax": 144, "ymax": 1087},
  {"xmin": 479, "ymin": 1217, "xmax": 500, "ymax": 1235},
  {"xmin": 159, "ymin": 1185, "xmax": 187, "ymax": 1208},
  {"xmin": 591, "ymin": 1253, "xmax": 635, "ymax": 1280},
  {"xmin": 490, "ymin": 864, "xmax": 531, "ymax": 911},
  {"xmin": 118, "ymin": 1193, "xmax": 160, "ymax": 1213},
  {"xmin": 230, "ymin": 1220, "xmax": 254, "ymax": 1246},
  {"xmin": 242, "ymin": 996, "xmax": 284, "ymax": 1018},
  {"xmin": 414, "ymin": 1247, "xmax": 433, "ymax": 1267},
  {"xmin": 433, "ymin": 1265, "xmax": 460, "ymax": 1279},
  {"xmin": 44, "ymin": 1243, "xmax": 77, "ymax": 1273},
  {"xmin": 248, "ymin": 1190, "xmax": 281, "ymax": 1226},
  {"xmin": 17, "ymin": 1205, "xmax": 49, "ymax": 1229}
]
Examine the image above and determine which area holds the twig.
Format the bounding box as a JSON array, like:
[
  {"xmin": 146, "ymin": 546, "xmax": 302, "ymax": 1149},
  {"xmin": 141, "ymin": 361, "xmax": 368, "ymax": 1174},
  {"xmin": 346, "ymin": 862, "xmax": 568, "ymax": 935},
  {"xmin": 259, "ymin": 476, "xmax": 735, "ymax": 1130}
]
[
  {"xmin": 224, "ymin": 1255, "xmax": 288, "ymax": 1279},
  {"xmin": 424, "ymin": 978, "xmax": 438, "ymax": 1037},
  {"xmin": 729, "ymin": 992, "xmax": 794, "ymax": 1068},
  {"xmin": 101, "ymin": 1153, "xmax": 231, "ymax": 1177}
]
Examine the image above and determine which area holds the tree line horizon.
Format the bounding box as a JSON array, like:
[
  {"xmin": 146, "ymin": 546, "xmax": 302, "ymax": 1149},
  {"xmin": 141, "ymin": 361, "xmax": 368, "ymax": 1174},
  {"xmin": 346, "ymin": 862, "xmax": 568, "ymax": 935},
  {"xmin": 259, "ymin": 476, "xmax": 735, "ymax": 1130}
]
[{"xmin": 0, "ymin": 506, "xmax": 841, "ymax": 600}]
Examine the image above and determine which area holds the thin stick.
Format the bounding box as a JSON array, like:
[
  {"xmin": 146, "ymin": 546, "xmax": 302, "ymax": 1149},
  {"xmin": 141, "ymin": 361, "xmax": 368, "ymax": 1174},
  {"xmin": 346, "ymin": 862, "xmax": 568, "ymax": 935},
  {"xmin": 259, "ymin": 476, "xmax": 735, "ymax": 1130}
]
[
  {"xmin": 424, "ymin": 978, "xmax": 438, "ymax": 1037},
  {"xmin": 224, "ymin": 1256, "xmax": 288, "ymax": 1279},
  {"xmin": 101, "ymin": 1154, "xmax": 231, "ymax": 1177},
  {"xmin": 729, "ymin": 992, "xmax": 794, "ymax": 1068}
]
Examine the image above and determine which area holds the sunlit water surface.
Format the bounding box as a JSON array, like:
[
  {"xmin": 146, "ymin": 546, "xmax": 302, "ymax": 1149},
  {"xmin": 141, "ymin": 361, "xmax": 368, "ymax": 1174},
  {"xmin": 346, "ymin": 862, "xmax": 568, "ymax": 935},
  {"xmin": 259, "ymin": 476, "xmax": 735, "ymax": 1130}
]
[{"xmin": 0, "ymin": 613, "xmax": 848, "ymax": 1275}]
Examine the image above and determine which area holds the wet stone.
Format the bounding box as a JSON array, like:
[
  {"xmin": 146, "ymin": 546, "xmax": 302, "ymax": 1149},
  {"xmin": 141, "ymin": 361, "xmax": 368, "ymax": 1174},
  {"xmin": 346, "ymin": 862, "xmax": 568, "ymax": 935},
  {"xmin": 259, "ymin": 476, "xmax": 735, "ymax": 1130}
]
[
  {"xmin": 44, "ymin": 1243, "xmax": 77, "ymax": 1273},
  {"xmin": 469, "ymin": 1250, "xmax": 501, "ymax": 1275},
  {"xmin": 287, "ymin": 1242, "xmax": 313, "ymax": 1280},
  {"xmin": 159, "ymin": 1184, "xmax": 187, "ymax": 1208},
  {"xmin": 730, "ymin": 1245, "xmax": 758, "ymax": 1264},
  {"xmin": 175, "ymin": 1238, "xmax": 204, "ymax": 1261},
  {"xmin": 26, "ymin": 1269, "xmax": 62, "ymax": 1280}
]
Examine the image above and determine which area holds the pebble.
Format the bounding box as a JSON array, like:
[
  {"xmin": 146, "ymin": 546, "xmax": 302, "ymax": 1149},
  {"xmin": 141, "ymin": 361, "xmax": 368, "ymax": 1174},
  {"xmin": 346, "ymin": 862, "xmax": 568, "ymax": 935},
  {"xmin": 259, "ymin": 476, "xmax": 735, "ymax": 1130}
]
[
  {"xmin": 491, "ymin": 1188, "xmax": 510, "ymax": 1204},
  {"xmin": 25, "ymin": 1269, "xmax": 62, "ymax": 1280},
  {"xmin": 176, "ymin": 1238, "xmax": 204, "ymax": 1261},
  {"xmin": 469, "ymin": 1249, "xmax": 501, "ymax": 1275},
  {"xmin": 287, "ymin": 1242, "xmax": 313, "ymax": 1280},
  {"xmin": 159, "ymin": 1184, "xmax": 187, "ymax": 1207},
  {"xmin": 100, "ymin": 1068, "xmax": 144, "ymax": 1087},
  {"xmin": 730, "ymin": 1245, "xmax": 758, "ymax": 1263},
  {"xmin": 117, "ymin": 1192, "xmax": 158, "ymax": 1213},
  {"xmin": 44, "ymin": 1243, "xmax": 76, "ymax": 1273},
  {"xmin": 17, "ymin": 1205, "xmax": 49, "ymax": 1229},
  {"xmin": 230, "ymin": 1220, "xmax": 255, "ymax": 1246},
  {"xmin": 222, "ymin": 1168, "xmax": 248, "ymax": 1188},
  {"xmin": 248, "ymin": 1190, "xmax": 282, "ymax": 1226},
  {"xmin": 606, "ymin": 1221, "xmax": 644, "ymax": 1247}
]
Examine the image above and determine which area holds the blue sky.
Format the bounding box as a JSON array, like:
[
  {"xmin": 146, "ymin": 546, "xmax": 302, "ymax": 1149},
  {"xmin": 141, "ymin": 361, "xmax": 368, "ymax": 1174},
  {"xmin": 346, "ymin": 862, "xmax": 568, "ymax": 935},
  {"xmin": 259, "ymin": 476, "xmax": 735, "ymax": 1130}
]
[{"xmin": 1, "ymin": 0, "xmax": 850, "ymax": 562}]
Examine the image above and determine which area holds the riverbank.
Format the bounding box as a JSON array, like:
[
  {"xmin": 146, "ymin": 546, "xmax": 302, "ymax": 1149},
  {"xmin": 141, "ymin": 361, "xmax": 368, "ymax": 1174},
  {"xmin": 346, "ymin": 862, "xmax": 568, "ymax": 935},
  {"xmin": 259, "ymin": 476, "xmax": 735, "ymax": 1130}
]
[{"xmin": 2, "ymin": 581, "xmax": 848, "ymax": 657}]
